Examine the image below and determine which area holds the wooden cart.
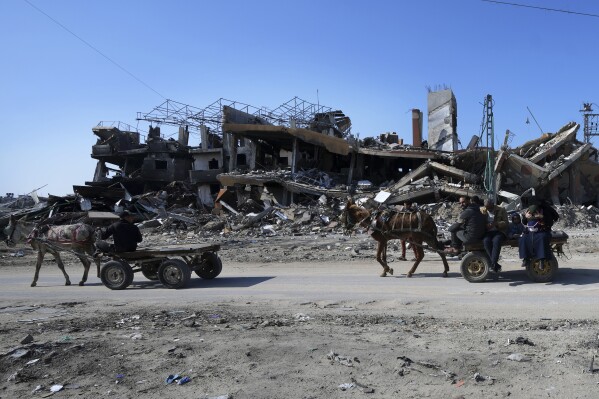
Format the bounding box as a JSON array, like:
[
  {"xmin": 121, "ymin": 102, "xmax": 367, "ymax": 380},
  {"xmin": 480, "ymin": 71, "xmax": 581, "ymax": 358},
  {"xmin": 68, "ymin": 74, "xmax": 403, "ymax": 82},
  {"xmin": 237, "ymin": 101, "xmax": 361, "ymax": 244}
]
[
  {"xmin": 460, "ymin": 231, "xmax": 568, "ymax": 283},
  {"xmin": 99, "ymin": 243, "xmax": 222, "ymax": 290}
]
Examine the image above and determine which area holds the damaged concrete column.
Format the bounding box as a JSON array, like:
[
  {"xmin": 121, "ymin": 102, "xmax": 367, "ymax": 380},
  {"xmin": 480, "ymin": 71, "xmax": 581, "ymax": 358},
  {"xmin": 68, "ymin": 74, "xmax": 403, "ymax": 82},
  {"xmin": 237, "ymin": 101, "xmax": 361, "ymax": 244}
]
[
  {"xmin": 200, "ymin": 125, "xmax": 209, "ymax": 149},
  {"xmin": 290, "ymin": 120, "xmax": 298, "ymax": 175},
  {"xmin": 569, "ymin": 163, "xmax": 581, "ymax": 204},
  {"xmin": 347, "ymin": 151, "xmax": 356, "ymax": 186},
  {"xmin": 228, "ymin": 133, "xmax": 238, "ymax": 172},
  {"xmin": 427, "ymin": 89, "xmax": 458, "ymax": 151},
  {"xmin": 355, "ymin": 154, "xmax": 365, "ymax": 180},
  {"xmin": 290, "ymin": 120, "xmax": 298, "ymax": 204},
  {"xmin": 412, "ymin": 109, "xmax": 423, "ymax": 147},
  {"xmin": 178, "ymin": 125, "xmax": 189, "ymax": 146}
]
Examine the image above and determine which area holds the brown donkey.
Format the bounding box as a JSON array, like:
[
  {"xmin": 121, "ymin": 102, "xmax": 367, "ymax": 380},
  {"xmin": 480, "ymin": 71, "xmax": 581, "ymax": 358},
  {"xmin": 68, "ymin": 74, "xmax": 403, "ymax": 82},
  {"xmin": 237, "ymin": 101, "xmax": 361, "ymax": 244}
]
[{"xmin": 342, "ymin": 199, "xmax": 450, "ymax": 277}]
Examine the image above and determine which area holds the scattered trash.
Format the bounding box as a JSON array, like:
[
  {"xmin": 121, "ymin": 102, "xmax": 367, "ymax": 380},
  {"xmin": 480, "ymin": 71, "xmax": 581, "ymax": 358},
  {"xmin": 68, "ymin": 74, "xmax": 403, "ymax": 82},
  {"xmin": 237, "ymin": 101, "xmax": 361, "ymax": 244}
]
[
  {"xmin": 20, "ymin": 333, "xmax": 34, "ymax": 344},
  {"xmin": 130, "ymin": 333, "xmax": 143, "ymax": 340},
  {"xmin": 165, "ymin": 374, "xmax": 181, "ymax": 384},
  {"xmin": 261, "ymin": 225, "xmax": 276, "ymax": 236},
  {"xmin": 177, "ymin": 376, "xmax": 191, "ymax": 385},
  {"xmin": 507, "ymin": 353, "xmax": 530, "ymax": 362},
  {"xmin": 12, "ymin": 250, "xmax": 25, "ymax": 257},
  {"xmin": 9, "ymin": 349, "xmax": 31, "ymax": 359},
  {"xmin": 26, "ymin": 358, "xmax": 40, "ymax": 365},
  {"xmin": 327, "ymin": 350, "xmax": 355, "ymax": 367},
  {"xmin": 506, "ymin": 337, "xmax": 535, "ymax": 346},
  {"xmin": 338, "ymin": 382, "xmax": 355, "ymax": 390},
  {"xmin": 473, "ymin": 372, "xmax": 495, "ymax": 383},
  {"xmin": 350, "ymin": 377, "xmax": 374, "ymax": 393},
  {"xmin": 50, "ymin": 384, "xmax": 63, "ymax": 392},
  {"xmin": 115, "ymin": 373, "xmax": 125, "ymax": 384},
  {"xmin": 59, "ymin": 335, "xmax": 72, "ymax": 342},
  {"xmin": 32, "ymin": 385, "xmax": 44, "ymax": 393},
  {"xmin": 7, "ymin": 370, "xmax": 20, "ymax": 382},
  {"xmin": 293, "ymin": 313, "xmax": 310, "ymax": 322}
]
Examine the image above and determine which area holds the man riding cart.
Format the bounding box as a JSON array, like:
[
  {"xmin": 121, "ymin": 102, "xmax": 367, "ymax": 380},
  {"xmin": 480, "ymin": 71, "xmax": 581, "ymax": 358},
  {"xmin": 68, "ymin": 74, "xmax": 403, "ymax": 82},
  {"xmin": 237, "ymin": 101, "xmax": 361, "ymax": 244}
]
[{"xmin": 447, "ymin": 197, "xmax": 567, "ymax": 283}]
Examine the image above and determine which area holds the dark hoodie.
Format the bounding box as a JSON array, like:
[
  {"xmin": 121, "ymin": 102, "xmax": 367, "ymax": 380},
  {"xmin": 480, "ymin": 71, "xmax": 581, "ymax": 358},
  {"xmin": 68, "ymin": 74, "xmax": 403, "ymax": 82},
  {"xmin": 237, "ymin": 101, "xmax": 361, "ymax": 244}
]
[{"xmin": 457, "ymin": 203, "xmax": 487, "ymax": 241}]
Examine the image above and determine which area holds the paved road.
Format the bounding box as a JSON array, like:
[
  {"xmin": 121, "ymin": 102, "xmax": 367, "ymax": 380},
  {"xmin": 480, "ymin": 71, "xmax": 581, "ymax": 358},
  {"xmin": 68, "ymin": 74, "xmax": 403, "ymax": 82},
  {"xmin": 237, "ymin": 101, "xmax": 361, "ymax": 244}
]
[{"xmin": 2, "ymin": 256, "xmax": 598, "ymax": 320}]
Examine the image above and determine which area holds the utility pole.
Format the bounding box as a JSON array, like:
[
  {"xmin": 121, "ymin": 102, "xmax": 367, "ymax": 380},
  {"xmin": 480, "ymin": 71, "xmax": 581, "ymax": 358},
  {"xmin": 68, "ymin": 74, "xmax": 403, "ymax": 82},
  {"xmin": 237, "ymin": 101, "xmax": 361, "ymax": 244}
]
[
  {"xmin": 580, "ymin": 103, "xmax": 599, "ymax": 144},
  {"xmin": 484, "ymin": 95, "xmax": 496, "ymax": 203}
]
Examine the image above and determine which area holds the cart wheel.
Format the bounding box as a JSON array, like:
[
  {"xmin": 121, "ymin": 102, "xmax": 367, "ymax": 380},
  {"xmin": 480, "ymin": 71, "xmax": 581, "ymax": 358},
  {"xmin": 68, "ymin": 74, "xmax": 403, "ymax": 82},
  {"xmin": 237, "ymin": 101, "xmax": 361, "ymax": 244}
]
[
  {"xmin": 101, "ymin": 260, "xmax": 134, "ymax": 290},
  {"xmin": 158, "ymin": 259, "xmax": 191, "ymax": 289},
  {"xmin": 460, "ymin": 251, "xmax": 490, "ymax": 283},
  {"xmin": 141, "ymin": 261, "xmax": 160, "ymax": 281},
  {"xmin": 526, "ymin": 257, "xmax": 558, "ymax": 283},
  {"xmin": 194, "ymin": 252, "xmax": 222, "ymax": 280}
]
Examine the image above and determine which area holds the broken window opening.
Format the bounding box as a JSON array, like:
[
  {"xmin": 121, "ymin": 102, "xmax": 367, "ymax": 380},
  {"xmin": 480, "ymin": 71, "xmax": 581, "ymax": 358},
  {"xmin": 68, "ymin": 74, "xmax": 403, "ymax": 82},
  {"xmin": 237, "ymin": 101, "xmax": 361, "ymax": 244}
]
[
  {"xmin": 155, "ymin": 160, "xmax": 168, "ymax": 170},
  {"xmin": 208, "ymin": 158, "xmax": 219, "ymax": 170},
  {"xmin": 237, "ymin": 154, "xmax": 247, "ymax": 166}
]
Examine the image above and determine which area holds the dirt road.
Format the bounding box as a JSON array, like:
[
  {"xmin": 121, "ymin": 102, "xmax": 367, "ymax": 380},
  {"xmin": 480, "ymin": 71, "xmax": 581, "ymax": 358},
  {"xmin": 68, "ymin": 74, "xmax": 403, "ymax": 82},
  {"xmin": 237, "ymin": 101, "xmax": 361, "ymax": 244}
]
[
  {"xmin": 2, "ymin": 232, "xmax": 599, "ymax": 398},
  {"xmin": 1, "ymin": 255, "xmax": 599, "ymax": 319}
]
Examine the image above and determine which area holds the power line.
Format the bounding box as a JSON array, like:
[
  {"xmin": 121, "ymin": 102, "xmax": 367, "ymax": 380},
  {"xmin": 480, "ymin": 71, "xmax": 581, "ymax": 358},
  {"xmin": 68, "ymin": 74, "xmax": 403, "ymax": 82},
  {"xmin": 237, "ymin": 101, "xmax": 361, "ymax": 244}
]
[
  {"xmin": 481, "ymin": 0, "xmax": 599, "ymax": 18},
  {"xmin": 23, "ymin": 0, "xmax": 166, "ymax": 99}
]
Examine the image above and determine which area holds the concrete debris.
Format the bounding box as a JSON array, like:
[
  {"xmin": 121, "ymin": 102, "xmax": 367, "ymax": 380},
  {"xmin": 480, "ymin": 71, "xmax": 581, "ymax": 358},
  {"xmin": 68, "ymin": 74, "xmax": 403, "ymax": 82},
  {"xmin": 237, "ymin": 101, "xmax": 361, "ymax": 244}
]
[
  {"xmin": 20, "ymin": 334, "xmax": 34, "ymax": 345},
  {"xmin": 507, "ymin": 353, "xmax": 530, "ymax": 362},
  {"xmin": 327, "ymin": 350, "xmax": 355, "ymax": 367},
  {"xmin": 3, "ymin": 92, "xmax": 599, "ymax": 245}
]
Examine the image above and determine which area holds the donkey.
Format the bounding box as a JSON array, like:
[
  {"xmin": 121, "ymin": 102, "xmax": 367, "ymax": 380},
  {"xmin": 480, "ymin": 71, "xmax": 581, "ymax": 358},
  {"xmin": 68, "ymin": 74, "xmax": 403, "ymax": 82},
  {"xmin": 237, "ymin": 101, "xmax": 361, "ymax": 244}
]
[
  {"xmin": 4, "ymin": 216, "xmax": 100, "ymax": 287},
  {"xmin": 341, "ymin": 199, "xmax": 450, "ymax": 277}
]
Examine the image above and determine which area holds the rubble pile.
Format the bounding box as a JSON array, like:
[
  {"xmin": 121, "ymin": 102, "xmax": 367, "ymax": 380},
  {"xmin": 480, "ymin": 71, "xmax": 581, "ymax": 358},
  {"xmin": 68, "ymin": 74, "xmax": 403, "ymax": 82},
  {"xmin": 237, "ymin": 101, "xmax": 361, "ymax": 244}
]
[
  {"xmin": 4, "ymin": 184, "xmax": 599, "ymax": 253},
  {"xmin": 3, "ymin": 98, "xmax": 599, "ymax": 244}
]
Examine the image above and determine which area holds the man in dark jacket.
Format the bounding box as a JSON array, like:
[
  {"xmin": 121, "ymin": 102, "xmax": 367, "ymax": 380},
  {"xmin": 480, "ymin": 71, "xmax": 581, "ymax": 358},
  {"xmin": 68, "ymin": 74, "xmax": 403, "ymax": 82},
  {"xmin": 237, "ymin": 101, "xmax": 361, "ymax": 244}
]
[
  {"xmin": 481, "ymin": 198, "xmax": 509, "ymax": 273},
  {"xmin": 95, "ymin": 211, "xmax": 142, "ymax": 254},
  {"xmin": 444, "ymin": 196, "xmax": 487, "ymax": 255}
]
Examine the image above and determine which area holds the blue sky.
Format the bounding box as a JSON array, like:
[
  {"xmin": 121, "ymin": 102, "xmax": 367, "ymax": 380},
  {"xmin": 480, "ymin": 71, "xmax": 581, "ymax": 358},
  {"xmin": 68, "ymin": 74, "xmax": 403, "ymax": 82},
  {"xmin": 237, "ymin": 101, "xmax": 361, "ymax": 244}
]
[{"xmin": 1, "ymin": 0, "xmax": 598, "ymax": 196}]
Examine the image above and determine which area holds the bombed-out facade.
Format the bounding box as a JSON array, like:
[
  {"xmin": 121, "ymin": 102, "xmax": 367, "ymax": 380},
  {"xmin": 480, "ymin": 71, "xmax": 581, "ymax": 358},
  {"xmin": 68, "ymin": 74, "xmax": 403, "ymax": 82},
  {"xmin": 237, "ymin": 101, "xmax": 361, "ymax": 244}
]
[{"xmin": 81, "ymin": 91, "xmax": 599, "ymax": 211}]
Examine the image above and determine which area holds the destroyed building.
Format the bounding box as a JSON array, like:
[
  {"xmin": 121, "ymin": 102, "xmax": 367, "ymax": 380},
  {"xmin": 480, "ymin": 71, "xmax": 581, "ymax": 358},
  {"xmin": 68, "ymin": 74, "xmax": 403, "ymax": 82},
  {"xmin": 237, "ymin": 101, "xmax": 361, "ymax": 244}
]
[
  {"xmin": 4, "ymin": 91, "xmax": 599, "ymax": 242},
  {"xmin": 69, "ymin": 91, "xmax": 599, "ymax": 213}
]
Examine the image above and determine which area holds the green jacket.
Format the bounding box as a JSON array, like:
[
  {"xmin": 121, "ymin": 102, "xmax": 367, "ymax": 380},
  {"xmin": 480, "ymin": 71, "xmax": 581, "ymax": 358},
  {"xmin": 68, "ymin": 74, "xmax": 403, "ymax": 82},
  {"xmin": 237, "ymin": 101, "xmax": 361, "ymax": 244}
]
[{"xmin": 480, "ymin": 205, "xmax": 509, "ymax": 236}]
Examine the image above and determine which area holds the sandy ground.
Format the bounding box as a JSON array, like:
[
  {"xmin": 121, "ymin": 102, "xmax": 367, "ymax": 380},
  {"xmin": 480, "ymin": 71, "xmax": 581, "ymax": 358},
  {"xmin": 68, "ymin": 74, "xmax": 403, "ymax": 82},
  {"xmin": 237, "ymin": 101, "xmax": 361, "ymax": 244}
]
[{"xmin": 1, "ymin": 228, "xmax": 599, "ymax": 398}]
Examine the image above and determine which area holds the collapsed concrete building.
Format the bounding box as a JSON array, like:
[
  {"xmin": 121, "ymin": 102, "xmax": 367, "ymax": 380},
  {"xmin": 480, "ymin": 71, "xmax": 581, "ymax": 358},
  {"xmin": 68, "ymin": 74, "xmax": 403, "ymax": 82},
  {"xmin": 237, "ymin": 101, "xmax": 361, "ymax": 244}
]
[{"xmin": 77, "ymin": 91, "xmax": 599, "ymax": 213}]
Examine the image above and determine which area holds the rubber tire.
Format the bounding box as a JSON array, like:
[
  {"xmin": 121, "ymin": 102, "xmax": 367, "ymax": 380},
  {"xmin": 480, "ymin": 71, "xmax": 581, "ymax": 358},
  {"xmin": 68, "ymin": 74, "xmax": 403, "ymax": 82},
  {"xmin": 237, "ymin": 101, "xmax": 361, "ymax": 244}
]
[
  {"xmin": 141, "ymin": 262, "xmax": 160, "ymax": 281},
  {"xmin": 194, "ymin": 252, "xmax": 223, "ymax": 280},
  {"xmin": 526, "ymin": 257, "xmax": 558, "ymax": 283},
  {"xmin": 460, "ymin": 251, "xmax": 491, "ymax": 283},
  {"xmin": 158, "ymin": 259, "xmax": 191, "ymax": 289},
  {"xmin": 101, "ymin": 260, "xmax": 134, "ymax": 290}
]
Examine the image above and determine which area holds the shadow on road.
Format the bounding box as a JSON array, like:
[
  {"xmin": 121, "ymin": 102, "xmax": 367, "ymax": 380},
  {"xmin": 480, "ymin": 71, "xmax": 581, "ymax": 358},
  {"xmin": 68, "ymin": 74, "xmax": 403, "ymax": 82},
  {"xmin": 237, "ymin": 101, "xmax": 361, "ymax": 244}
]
[
  {"xmin": 393, "ymin": 272, "xmax": 463, "ymax": 278},
  {"xmin": 494, "ymin": 267, "xmax": 599, "ymax": 286},
  {"xmin": 123, "ymin": 276, "xmax": 275, "ymax": 290}
]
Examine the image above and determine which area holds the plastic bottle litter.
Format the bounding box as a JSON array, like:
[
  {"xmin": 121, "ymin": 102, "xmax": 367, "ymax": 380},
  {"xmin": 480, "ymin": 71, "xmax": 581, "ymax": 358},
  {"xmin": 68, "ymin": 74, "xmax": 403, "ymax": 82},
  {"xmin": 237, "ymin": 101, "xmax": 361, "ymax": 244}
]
[{"xmin": 177, "ymin": 376, "xmax": 191, "ymax": 385}]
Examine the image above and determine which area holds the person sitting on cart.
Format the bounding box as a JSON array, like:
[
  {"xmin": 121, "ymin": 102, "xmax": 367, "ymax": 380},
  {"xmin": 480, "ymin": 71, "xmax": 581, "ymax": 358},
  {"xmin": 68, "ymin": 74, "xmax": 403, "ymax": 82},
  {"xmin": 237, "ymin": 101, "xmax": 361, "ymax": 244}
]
[
  {"xmin": 519, "ymin": 204, "xmax": 552, "ymax": 267},
  {"xmin": 444, "ymin": 196, "xmax": 487, "ymax": 256},
  {"xmin": 95, "ymin": 211, "xmax": 142, "ymax": 255},
  {"xmin": 508, "ymin": 213, "xmax": 525, "ymax": 239},
  {"xmin": 481, "ymin": 198, "xmax": 509, "ymax": 273}
]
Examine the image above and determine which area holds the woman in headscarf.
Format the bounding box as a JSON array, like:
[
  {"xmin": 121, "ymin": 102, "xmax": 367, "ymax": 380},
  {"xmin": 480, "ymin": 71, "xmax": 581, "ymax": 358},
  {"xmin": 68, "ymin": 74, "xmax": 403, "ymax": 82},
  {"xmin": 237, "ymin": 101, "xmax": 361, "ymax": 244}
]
[{"xmin": 519, "ymin": 204, "xmax": 552, "ymax": 266}]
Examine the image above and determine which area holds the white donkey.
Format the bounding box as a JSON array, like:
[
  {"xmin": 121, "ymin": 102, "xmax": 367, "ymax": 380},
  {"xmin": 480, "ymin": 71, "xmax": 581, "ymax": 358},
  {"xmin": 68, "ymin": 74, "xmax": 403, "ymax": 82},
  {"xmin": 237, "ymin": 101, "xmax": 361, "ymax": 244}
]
[{"xmin": 4, "ymin": 216, "xmax": 100, "ymax": 287}]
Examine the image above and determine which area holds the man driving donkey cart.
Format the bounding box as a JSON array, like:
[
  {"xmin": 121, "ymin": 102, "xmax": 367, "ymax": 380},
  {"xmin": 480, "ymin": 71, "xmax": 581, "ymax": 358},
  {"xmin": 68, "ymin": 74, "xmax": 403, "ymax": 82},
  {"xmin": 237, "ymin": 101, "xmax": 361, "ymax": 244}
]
[{"xmin": 445, "ymin": 196, "xmax": 567, "ymax": 283}]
